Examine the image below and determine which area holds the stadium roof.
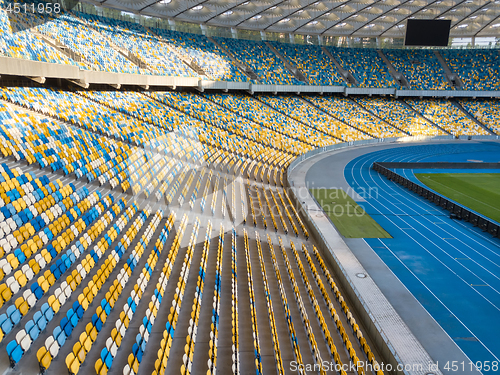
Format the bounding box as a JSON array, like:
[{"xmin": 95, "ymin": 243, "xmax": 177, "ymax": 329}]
[{"xmin": 92, "ymin": 0, "xmax": 500, "ymax": 38}]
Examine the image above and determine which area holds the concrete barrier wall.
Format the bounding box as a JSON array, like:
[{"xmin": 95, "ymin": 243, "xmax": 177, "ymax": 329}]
[{"xmin": 3, "ymin": 56, "xmax": 500, "ymax": 98}]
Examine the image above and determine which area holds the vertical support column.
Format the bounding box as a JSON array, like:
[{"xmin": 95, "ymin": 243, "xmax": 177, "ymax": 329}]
[
  {"xmin": 260, "ymin": 31, "xmax": 267, "ymax": 41},
  {"xmin": 200, "ymin": 24, "xmax": 207, "ymax": 36},
  {"xmin": 376, "ymin": 37, "xmax": 381, "ymax": 48},
  {"xmin": 289, "ymin": 33, "xmax": 295, "ymax": 44},
  {"xmin": 318, "ymin": 35, "xmax": 323, "ymax": 45},
  {"xmin": 231, "ymin": 27, "xmax": 238, "ymax": 39},
  {"xmin": 347, "ymin": 36, "xmax": 352, "ymax": 47},
  {"xmin": 168, "ymin": 19, "xmax": 176, "ymax": 31},
  {"xmin": 471, "ymin": 36, "xmax": 476, "ymax": 47}
]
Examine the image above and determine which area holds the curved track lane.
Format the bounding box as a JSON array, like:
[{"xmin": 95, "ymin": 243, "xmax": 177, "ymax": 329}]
[{"xmin": 345, "ymin": 142, "xmax": 500, "ymax": 373}]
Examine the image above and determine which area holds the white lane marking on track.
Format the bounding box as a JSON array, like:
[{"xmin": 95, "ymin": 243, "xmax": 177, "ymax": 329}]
[
  {"xmin": 347, "ymin": 148, "xmax": 500, "ymax": 362},
  {"xmin": 361, "ymin": 153, "xmax": 500, "ymax": 291}
]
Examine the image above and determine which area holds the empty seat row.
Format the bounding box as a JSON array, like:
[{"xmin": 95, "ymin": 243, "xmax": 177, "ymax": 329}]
[
  {"xmin": 301, "ymin": 244, "xmax": 369, "ymax": 375},
  {"xmin": 66, "ymin": 208, "xmax": 162, "ymax": 374},
  {"xmin": 254, "ymin": 232, "xmax": 285, "ymax": 374},
  {"xmin": 289, "ymin": 241, "xmax": 347, "ymax": 372},
  {"xmin": 177, "ymin": 169, "xmax": 196, "ymax": 207},
  {"xmin": 96, "ymin": 211, "xmax": 175, "ymax": 375},
  {"xmin": 147, "ymin": 217, "xmax": 199, "ymax": 375},
  {"xmin": 155, "ymin": 162, "xmax": 185, "ymax": 202},
  {"xmin": 254, "ymin": 187, "xmax": 267, "ymax": 231},
  {"xmin": 311, "ymin": 245, "xmax": 384, "ymax": 375},
  {"xmin": 188, "ymin": 167, "xmax": 205, "ymax": 210},
  {"xmin": 265, "ymin": 234, "xmax": 305, "ymax": 371},
  {"xmin": 138, "ymin": 215, "xmax": 195, "ymax": 375},
  {"xmin": 268, "ymin": 188, "xmax": 289, "ymax": 235},
  {"xmin": 273, "ymin": 188, "xmax": 298, "ymax": 237},
  {"xmin": 238, "ymin": 178, "xmax": 246, "ymax": 226},
  {"xmin": 242, "ymin": 229, "xmax": 263, "ymax": 375},
  {"xmin": 164, "ymin": 164, "xmax": 190, "ymax": 205},
  {"xmin": 231, "ymin": 228, "xmax": 240, "ymax": 375},
  {"xmin": 210, "ymin": 176, "xmax": 220, "ymax": 217},
  {"xmin": 181, "ymin": 221, "xmax": 212, "ymax": 375},
  {"xmin": 277, "ymin": 237, "xmax": 324, "ymax": 369},
  {"xmin": 127, "ymin": 214, "xmax": 188, "ymax": 375},
  {"xmin": 199, "ymin": 169, "xmax": 213, "ymax": 214},
  {"xmin": 261, "ymin": 188, "xmax": 279, "ymax": 233},
  {"xmin": 0, "ymin": 192, "xmax": 111, "ymax": 310},
  {"xmin": 246, "ymin": 180, "xmax": 257, "ymax": 228},
  {"xmin": 1, "ymin": 195, "xmax": 123, "ymax": 346},
  {"xmin": 36, "ymin": 202, "xmax": 142, "ymax": 372},
  {"xmin": 282, "ymin": 189, "xmax": 309, "ymax": 239},
  {"xmin": 206, "ymin": 225, "xmax": 224, "ymax": 375}
]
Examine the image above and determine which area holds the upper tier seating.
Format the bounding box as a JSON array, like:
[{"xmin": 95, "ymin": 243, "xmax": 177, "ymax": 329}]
[
  {"xmin": 328, "ymin": 47, "xmax": 398, "ymax": 88},
  {"xmin": 1, "ymin": 3, "xmax": 500, "ymax": 92},
  {"xmin": 77, "ymin": 12, "xmax": 197, "ymax": 78},
  {"xmin": 0, "ymin": 5, "xmax": 76, "ymax": 66},
  {"xmin": 268, "ymin": 42, "xmax": 345, "ymax": 86},
  {"xmin": 152, "ymin": 28, "xmax": 248, "ymax": 82},
  {"xmin": 441, "ymin": 49, "xmax": 500, "ymax": 90},
  {"xmin": 405, "ymin": 98, "xmax": 489, "ymax": 136},
  {"xmin": 214, "ymin": 37, "xmax": 304, "ymax": 85},
  {"xmin": 33, "ymin": 12, "xmax": 144, "ymax": 74},
  {"xmin": 353, "ymin": 96, "xmax": 444, "ymax": 136},
  {"xmin": 384, "ymin": 49, "xmax": 451, "ymax": 90}
]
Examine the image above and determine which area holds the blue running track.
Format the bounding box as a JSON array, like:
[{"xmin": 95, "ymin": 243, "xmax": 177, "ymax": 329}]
[{"xmin": 345, "ymin": 142, "xmax": 500, "ymax": 373}]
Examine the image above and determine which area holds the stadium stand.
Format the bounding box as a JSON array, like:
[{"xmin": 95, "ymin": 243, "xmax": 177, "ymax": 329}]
[
  {"xmin": 268, "ymin": 41, "xmax": 346, "ymax": 86},
  {"xmin": 256, "ymin": 94, "xmax": 370, "ymax": 142},
  {"xmin": 457, "ymin": 98, "xmax": 500, "ymax": 135},
  {"xmin": 152, "ymin": 28, "xmax": 248, "ymax": 82},
  {"xmin": 303, "ymin": 95, "xmax": 406, "ymax": 138},
  {"xmin": 76, "ymin": 12, "xmax": 197, "ymax": 78},
  {"xmin": 383, "ymin": 49, "xmax": 451, "ymax": 90},
  {"xmin": 214, "ymin": 37, "xmax": 304, "ymax": 85},
  {"xmin": 327, "ymin": 47, "xmax": 398, "ymax": 88},
  {"xmin": 0, "ymin": 8, "xmax": 77, "ymax": 66},
  {"xmin": 404, "ymin": 98, "xmax": 489, "ymax": 136},
  {"xmin": 3, "ymin": 4, "xmax": 500, "ymax": 373},
  {"xmin": 441, "ymin": 49, "xmax": 500, "ymax": 91},
  {"xmin": 204, "ymin": 92, "xmax": 338, "ymax": 148},
  {"xmin": 33, "ymin": 13, "xmax": 144, "ymax": 74},
  {"xmin": 353, "ymin": 96, "xmax": 445, "ymax": 136}
]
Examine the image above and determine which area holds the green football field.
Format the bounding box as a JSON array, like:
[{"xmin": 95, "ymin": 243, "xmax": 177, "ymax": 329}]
[
  {"xmin": 310, "ymin": 188, "xmax": 391, "ymax": 238},
  {"xmin": 415, "ymin": 173, "xmax": 500, "ymax": 223}
]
